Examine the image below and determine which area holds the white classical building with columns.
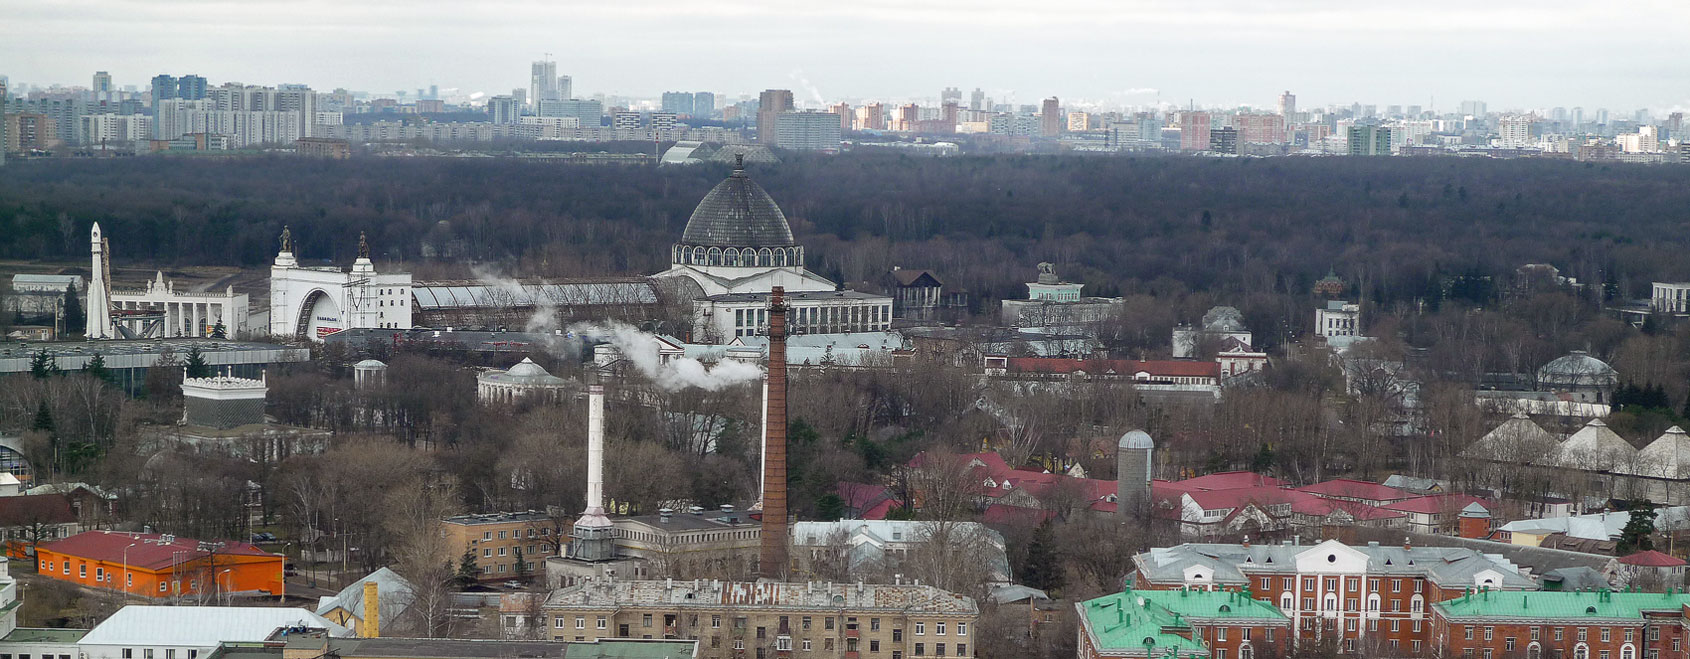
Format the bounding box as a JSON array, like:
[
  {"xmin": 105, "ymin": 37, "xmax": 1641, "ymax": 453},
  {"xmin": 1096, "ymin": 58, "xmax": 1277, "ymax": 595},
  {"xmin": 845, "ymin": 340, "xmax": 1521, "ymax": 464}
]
[
  {"xmin": 110, "ymin": 273, "xmax": 250, "ymax": 339},
  {"xmin": 268, "ymin": 229, "xmax": 412, "ymax": 340},
  {"xmin": 86, "ymin": 222, "xmax": 250, "ymax": 339}
]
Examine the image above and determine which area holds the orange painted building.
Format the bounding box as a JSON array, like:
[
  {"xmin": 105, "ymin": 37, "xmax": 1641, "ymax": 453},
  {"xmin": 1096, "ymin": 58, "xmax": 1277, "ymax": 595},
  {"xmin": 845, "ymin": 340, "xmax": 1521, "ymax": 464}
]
[{"xmin": 36, "ymin": 530, "xmax": 283, "ymax": 599}]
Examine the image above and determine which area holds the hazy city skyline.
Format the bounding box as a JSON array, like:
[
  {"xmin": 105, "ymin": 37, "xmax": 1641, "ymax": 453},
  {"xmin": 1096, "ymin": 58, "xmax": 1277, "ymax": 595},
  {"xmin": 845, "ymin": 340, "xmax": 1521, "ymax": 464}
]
[{"xmin": 5, "ymin": 0, "xmax": 1688, "ymax": 112}]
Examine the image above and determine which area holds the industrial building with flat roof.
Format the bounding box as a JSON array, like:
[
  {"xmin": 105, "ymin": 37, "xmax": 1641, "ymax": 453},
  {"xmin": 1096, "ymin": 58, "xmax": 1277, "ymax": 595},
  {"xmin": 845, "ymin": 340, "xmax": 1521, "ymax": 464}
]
[{"xmin": 0, "ymin": 338, "xmax": 311, "ymax": 394}]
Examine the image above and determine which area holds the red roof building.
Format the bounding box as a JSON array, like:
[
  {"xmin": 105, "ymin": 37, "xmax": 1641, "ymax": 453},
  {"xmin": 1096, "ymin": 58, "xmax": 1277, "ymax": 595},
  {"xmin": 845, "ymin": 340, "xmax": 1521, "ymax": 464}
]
[
  {"xmin": 1379, "ymin": 495, "xmax": 1494, "ymax": 535},
  {"xmin": 1618, "ymin": 550, "xmax": 1688, "ymax": 567},
  {"xmin": 37, "ymin": 531, "xmax": 283, "ymax": 599}
]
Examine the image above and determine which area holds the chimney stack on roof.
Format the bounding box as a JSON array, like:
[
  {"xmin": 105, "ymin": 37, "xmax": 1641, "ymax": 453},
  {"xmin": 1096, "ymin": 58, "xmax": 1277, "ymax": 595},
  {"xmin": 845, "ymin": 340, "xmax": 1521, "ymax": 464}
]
[{"xmin": 760, "ymin": 287, "xmax": 790, "ymax": 580}]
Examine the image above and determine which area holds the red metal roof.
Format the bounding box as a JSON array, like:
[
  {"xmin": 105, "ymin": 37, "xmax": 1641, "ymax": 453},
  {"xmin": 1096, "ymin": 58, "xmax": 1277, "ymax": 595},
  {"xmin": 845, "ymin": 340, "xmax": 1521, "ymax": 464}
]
[
  {"xmin": 1618, "ymin": 550, "xmax": 1687, "ymax": 567},
  {"xmin": 1380, "ymin": 494, "xmax": 1493, "ymax": 515},
  {"xmin": 41, "ymin": 531, "xmax": 276, "ymax": 571},
  {"xmin": 1292, "ymin": 497, "xmax": 1407, "ymax": 521},
  {"xmin": 1295, "ymin": 479, "xmax": 1414, "ymax": 503},
  {"xmin": 1170, "ymin": 471, "xmax": 1288, "ymax": 492},
  {"xmin": 1004, "ymin": 358, "xmax": 1220, "ymax": 379}
]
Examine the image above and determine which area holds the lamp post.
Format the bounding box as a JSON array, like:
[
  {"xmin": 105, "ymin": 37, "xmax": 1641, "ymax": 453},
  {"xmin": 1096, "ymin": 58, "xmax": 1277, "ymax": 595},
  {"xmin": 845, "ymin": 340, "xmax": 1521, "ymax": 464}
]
[
  {"xmin": 120, "ymin": 542, "xmax": 137, "ymax": 600},
  {"xmin": 219, "ymin": 568, "xmax": 233, "ymax": 606}
]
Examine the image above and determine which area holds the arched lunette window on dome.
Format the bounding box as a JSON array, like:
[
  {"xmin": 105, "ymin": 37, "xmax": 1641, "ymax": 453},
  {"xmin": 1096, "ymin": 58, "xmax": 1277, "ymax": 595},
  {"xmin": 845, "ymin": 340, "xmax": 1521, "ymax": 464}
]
[
  {"xmin": 707, "ymin": 247, "xmax": 722, "ymax": 266},
  {"xmin": 759, "ymin": 248, "xmax": 773, "ymax": 267},
  {"xmin": 774, "ymin": 249, "xmax": 788, "ymax": 267},
  {"xmin": 691, "ymin": 246, "xmax": 705, "ymax": 265},
  {"xmin": 725, "ymin": 248, "xmax": 740, "ymax": 266}
]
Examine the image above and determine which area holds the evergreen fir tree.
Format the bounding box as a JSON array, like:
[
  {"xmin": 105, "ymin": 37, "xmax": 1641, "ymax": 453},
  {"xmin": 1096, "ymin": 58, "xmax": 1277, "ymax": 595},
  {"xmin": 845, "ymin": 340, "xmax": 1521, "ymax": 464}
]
[
  {"xmin": 455, "ymin": 549, "xmax": 480, "ymax": 586},
  {"xmin": 184, "ymin": 346, "xmax": 212, "ymax": 378},
  {"xmin": 85, "ymin": 353, "xmax": 113, "ymax": 385},
  {"xmin": 1021, "ymin": 520, "xmax": 1064, "ymax": 592},
  {"xmin": 62, "ymin": 283, "xmax": 83, "ymax": 336},
  {"xmin": 28, "ymin": 350, "xmax": 59, "ymax": 379},
  {"xmin": 815, "ymin": 493, "xmax": 845, "ymax": 522},
  {"xmin": 210, "ymin": 321, "xmax": 227, "ymax": 340},
  {"xmin": 1618, "ymin": 500, "xmax": 1658, "ymax": 555},
  {"xmin": 31, "ymin": 401, "xmax": 54, "ymax": 432}
]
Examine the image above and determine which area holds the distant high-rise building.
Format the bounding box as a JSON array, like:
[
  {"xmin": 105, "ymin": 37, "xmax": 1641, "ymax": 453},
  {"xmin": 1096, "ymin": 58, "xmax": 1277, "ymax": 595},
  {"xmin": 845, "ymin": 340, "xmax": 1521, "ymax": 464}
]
[
  {"xmin": 149, "ymin": 74, "xmax": 178, "ymax": 138},
  {"xmin": 860, "ymin": 102, "xmax": 886, "ymax": 131},
  {"xmin": 1278, "ymin": 90, "xmax": 1296, "ymax": 119},
  {"xmin": 177, "ymin": 75, "xmax": 207, "ymax": 100},
  {"xmin": 1634, "ymin": 108, "xmax": 1652, "ymax": 124},
  {"xmin": 1039, "ymin": 97, "xmax": 1061, "ymax": 137},
  {"xmin": 487, "ymin": 95, "xmax": 520, "ymax": 125},
  {"xmin": 693, "ymin": 92, "xmax": 715, "ymax": 117},
  {"xmin": 538, "ymin": 98, "xmax": 602, "ymax": 126},
  {"xmin": 969, "ymin": 88, "xmax": 985, "ymax": 112},
  {"xmin": 1406, "ymin": 105, "xmax": 1423, "ymax": 118},
  {"xmin": 1458, "ymin": 100, "xmax": 1487, "ymax": 117},
  {"xmin": 1208, "ymin": 126, "xmax": 1238, "ymax": 154},
  {"xmin": 1346, "ymin": 125, "xmax": 1393, "ymax": 156},
  {"xmin": 650, "ymin": 111, "xmax": 677, "ymax": 130},
  {"xmin": 92, "ymin": 71, "xmax": 112, "ymax": 95},
  {"xmin": 829, "ymin": 102, "xmax": 852, "ymax": 132},
  {"xmin": 757, "ymin": 89, "xmax": 793, "ymax": 143},
  {"xmin": 428, "ymin": 84, "xmax": 438, "ymax": 100},
  {"xmin": 1595, "ymin": 108, "xmax": 1609, "ymax": 125},
  {"xmin": 531, "ymin": 60, "xmax": 559, "ymax": 107},
  {"xmin": 776, "ymin": 111, "xmax": 843, "ymax": 151},
  {"xmin": 1179, "ymin": 111, "xmax": 1211, "ymax": 151},
  {"xmin": 511, "ymin": 88, "xmax": 527, "ymax": 110},
  {"xmin": 558, "ymin": 75, "xmax": 572, "ymax": 101},
  {"xmin": 1571, "ymin": 107, "xmax": 1585, "ymax": 128},
  {"xmin": 1497, "ymin": 115, "xmax": 1532, "ymax": 148},
  {"xmin": 612, "ymin": 111, "xmax": 641, "ymax": 130},
  {"xmin": 941, "ymin": 87, "xmax": 962, "ymax": 106},
  {"xmin": 661, "ymin": 92, "xmax": 694, "ymax": 116},
  {"xmin": 1067, "ymin": 111, "xmax": 1091, "ymax": 132},
  {"xmin": 895, "ymin": 104, "xmax": 918, "ymax": 132}
]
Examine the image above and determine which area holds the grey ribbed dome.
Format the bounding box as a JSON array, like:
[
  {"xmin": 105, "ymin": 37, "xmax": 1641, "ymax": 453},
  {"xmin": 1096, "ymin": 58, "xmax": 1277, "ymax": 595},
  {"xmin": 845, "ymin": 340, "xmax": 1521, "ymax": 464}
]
[
  {"xmin": 680, "ymin": 166, "xmax": 795, "ymax": 248},
  {"xmin": 1119, "ymin": 430, "xmax": 1154, "ymax": 449}
]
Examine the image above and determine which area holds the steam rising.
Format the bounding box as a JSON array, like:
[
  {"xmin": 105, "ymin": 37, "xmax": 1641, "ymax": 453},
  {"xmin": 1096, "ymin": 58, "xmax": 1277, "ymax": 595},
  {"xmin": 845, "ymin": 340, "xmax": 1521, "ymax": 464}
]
[
  {"xmin": 471, "ymin": 266, "xmax": 560, "ymax": 334},
  {"xmin": 572, "ymin": 321, "xmax": 763, "ymax": 392}
]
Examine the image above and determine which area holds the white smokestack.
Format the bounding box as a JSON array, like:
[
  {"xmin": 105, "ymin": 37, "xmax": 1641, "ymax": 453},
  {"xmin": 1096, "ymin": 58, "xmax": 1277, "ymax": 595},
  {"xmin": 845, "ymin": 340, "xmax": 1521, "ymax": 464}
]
[
  {"xmin": 586, "ymin": 383, "xmax": 606, "ymax": 512},
  {"xmin": 574, "ymin": 383, "xmax": 613, "ymax": 530}
]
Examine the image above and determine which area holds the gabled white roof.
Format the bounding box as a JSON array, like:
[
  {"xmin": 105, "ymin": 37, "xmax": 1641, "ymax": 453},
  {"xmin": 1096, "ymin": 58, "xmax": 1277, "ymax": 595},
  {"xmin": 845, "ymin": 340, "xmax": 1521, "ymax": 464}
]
[
  {"xmin": 79, "ymin": 606, "xmax": 349, "ymax": 647},
  {"xmin": 1555, "ymin": 419, "xmax": 1636, "ymax": 468}
]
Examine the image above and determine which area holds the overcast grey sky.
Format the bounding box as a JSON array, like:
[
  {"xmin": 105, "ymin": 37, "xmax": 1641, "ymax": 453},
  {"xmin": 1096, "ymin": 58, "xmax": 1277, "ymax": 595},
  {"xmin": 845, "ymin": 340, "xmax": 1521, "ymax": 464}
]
[{"xmin": 5, "ymin": 0, "xmax": 1687, "ymax": 112}]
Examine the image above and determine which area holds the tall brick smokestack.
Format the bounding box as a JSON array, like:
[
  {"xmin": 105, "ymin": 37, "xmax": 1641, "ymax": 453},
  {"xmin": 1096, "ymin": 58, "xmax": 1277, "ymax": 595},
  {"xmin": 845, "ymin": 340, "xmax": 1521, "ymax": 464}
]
[{"xmin": 759, "ymin": 286, "xmax": 789, "ymax": 580}]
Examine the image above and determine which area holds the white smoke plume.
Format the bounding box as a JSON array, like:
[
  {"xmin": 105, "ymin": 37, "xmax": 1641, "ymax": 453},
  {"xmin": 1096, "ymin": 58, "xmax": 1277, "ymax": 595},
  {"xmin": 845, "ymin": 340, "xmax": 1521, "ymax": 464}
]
[
  {"xmin": 471, "ymin": 266, "xmax": 560, "ymax": 334},
  {"xmin": 573, "ymin": 320, "xmax": 763, "ymax": 392},
  {"xmin": 788, "ymin": 68, "xmax": 826, "ymax": 106}
]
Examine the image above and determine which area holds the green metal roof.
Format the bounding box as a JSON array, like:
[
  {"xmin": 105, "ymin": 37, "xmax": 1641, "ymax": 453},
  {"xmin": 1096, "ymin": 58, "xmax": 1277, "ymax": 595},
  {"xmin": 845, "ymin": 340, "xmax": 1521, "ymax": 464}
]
[
  {"xmin": 1081, "ymin": 588, "xmax": 1288, "ymax": 656},
  {"xmin": 1436, "ymin": 589, "xmax": 1690, "ymax": 621},
  {"xmin": 2, "ymin": 627, "xmax": 91, "ymax": 643}
]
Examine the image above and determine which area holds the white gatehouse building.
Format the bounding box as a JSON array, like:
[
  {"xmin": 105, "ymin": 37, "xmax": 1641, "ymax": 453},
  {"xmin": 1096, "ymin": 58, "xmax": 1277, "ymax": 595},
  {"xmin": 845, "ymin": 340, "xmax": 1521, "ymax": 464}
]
[{"xmin": 269, "ymin": 230, "xmax": 412, "ymax": 340}]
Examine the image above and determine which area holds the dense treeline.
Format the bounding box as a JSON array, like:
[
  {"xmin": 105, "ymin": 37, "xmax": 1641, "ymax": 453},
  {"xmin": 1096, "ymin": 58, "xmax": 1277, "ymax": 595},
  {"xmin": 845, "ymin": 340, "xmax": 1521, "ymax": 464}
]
[{"xmin": 3, "ymin": 154, "xmax": 1689, "ymax": 310}]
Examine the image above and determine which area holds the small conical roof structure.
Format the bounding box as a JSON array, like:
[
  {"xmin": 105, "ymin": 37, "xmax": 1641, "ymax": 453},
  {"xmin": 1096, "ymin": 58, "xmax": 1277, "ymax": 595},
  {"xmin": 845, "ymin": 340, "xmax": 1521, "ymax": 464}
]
[
  {"xmin": 1556, "ymin": 418, "xmax": 1636, "ymax": 469},
  {"xmin": 1633, "ymin": 426, "xmax": 1690, "ymax": 479},
  {"xmin": 1464, "ymin": 412, "xmax": 1558, "ymax": 463}
]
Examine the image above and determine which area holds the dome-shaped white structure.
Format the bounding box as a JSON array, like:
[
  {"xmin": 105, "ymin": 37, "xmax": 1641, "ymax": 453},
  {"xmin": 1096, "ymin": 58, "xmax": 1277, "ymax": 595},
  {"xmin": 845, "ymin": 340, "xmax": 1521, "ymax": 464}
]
[
  {"xmin": 1537, "ymin": 350, "xmax": 1617, "ymax": 403},
  {"xmin": 477, "ymin": 357, "xmax": 571, "ymax": 404},
  {"xmin": 1119, "ymin": 429, "xmax": 1155, "ymax": 449}
]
